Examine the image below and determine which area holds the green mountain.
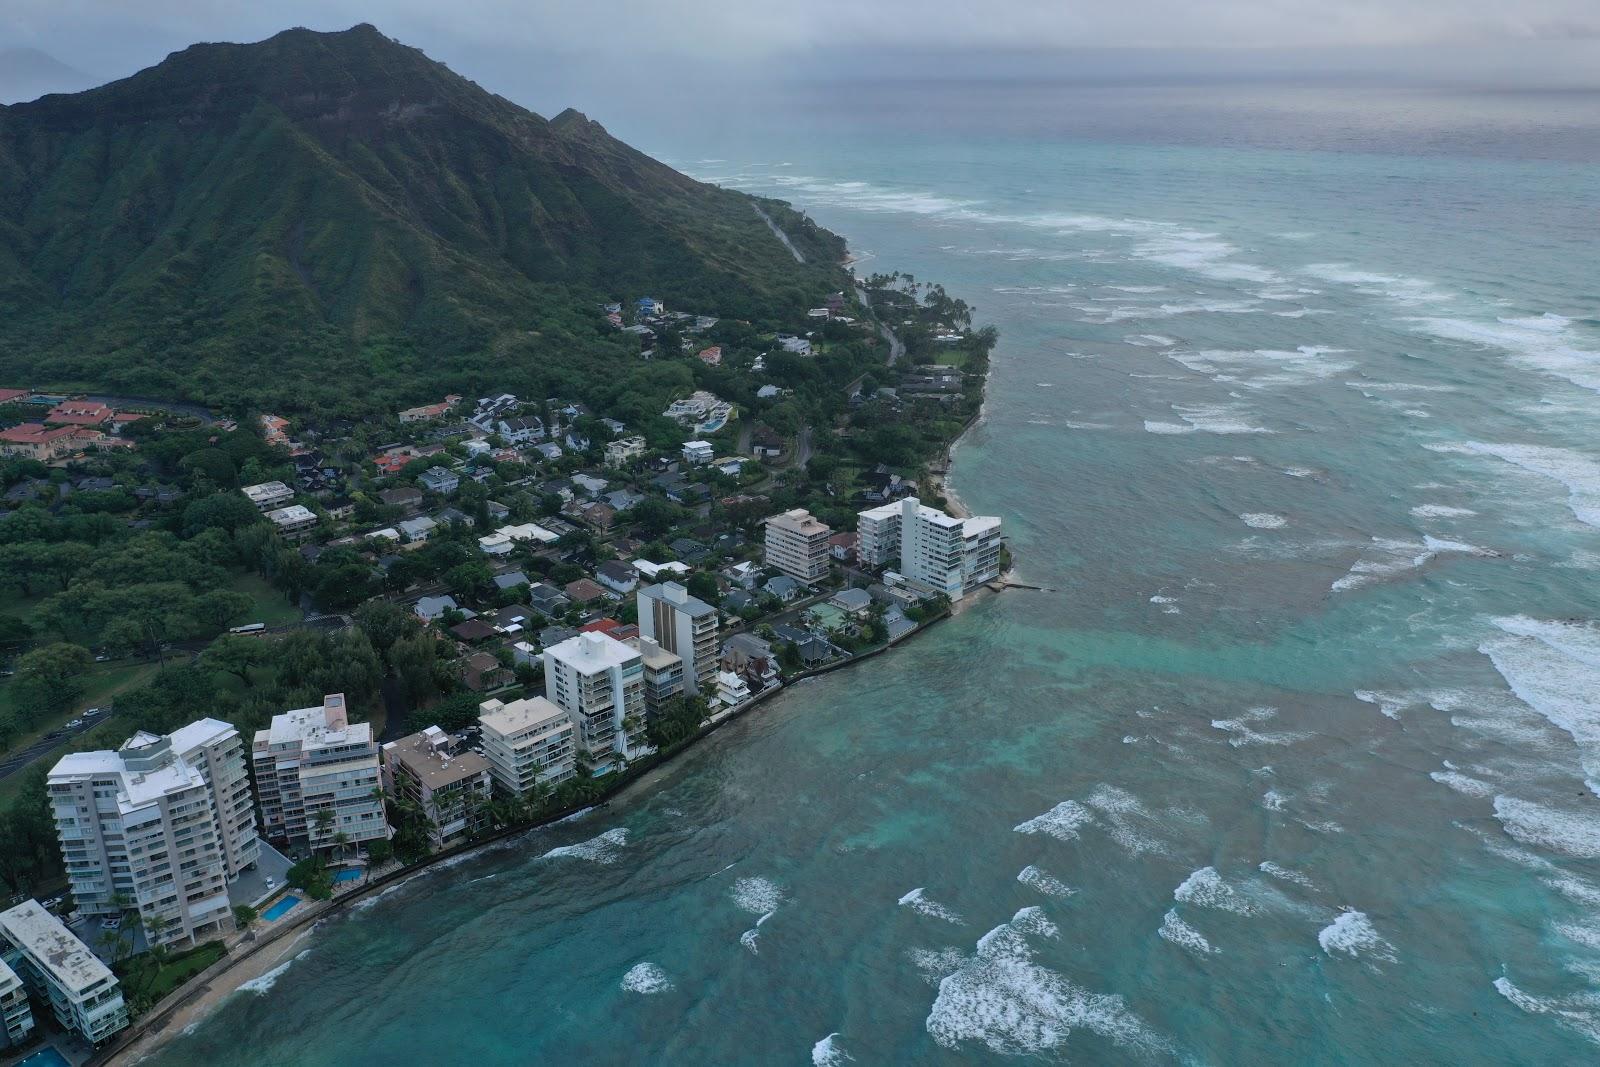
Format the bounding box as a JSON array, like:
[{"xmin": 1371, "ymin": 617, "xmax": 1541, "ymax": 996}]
[{"xmin": 0, "ymin": 24, "xmax": 846, "ymax": 414}]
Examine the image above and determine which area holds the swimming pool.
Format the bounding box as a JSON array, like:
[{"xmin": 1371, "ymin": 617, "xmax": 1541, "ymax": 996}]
[
  {"xmin": 261, "ymin": 895, "xmax": 303, "ymax": 922},
  {"xmin": 332, "ymin": 868, "xmax": 362, "ymax": 883},
  {"xmin": 19, "ymin": 1047, "xmax": 70, "ymax": 1067}
]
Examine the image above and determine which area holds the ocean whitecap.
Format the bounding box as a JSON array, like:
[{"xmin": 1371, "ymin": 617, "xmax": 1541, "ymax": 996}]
[
  {"xmin": 1017, "ymin": 865, "xmax": 1075, "ymax": 898},
  {"xmin": 1013, "ymin": 800, "xmax": 1094, "ymax": 841},
  {"xmin": 620, "ymin": 962, "xmax": 673, "ymax": 994},
  {"xmin": 540, "ymin": 827, "xmax": 628, "ymax": 864},
  {"xmin": 1318, "ymin": 911, "xmax": 1396, "ymax": 962},
  {"xmin": 899, "ymin": 888, "xmax": 965, "ymax": 924},
  {"xmin": 1158, "ymin": 910, "xmax": 1216, "ymax": 955}
]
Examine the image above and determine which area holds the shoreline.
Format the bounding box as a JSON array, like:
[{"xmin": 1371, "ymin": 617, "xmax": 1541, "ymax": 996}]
[{"xmin": 104, "ymin": 261, "xmax": 1007, "ymax": 1067}]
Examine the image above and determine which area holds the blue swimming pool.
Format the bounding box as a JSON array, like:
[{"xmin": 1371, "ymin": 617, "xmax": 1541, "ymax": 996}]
[
  {"xmin": 261, "ymin": 895, "xmax": 303, "ymax": 921},
  {"xmin": 332, "ymin": 868, "xmax": 362, "ymax": 883},
  {"xmin": 19, "ymin": 1047, "xmax": 70, "ymax": 1067}
]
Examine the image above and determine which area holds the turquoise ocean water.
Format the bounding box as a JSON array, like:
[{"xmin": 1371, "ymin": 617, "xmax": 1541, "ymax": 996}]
[{"xmin": 151, "ymin": 83, "xmax": 1600, "ymax": 1064}]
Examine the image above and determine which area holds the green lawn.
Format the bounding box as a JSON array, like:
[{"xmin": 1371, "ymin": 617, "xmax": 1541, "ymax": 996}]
[
  {"xmin": 114, "ymin": 940, "xmax": 227, "ymax": 1012},
  {"xmin": 231, "ymin": 573, "xmax": 303, "ymax": 626}
]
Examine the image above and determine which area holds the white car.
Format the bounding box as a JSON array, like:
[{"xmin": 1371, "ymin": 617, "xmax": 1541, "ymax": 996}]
[{"xmin": 66, "ymin": 719, "xmax": 84, "ymax": 729}]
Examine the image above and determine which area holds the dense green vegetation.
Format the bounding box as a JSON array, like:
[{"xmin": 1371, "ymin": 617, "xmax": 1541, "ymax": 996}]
[{"xmin": 0, "ymin": 24, "xmax": 848, "ymax": 417}]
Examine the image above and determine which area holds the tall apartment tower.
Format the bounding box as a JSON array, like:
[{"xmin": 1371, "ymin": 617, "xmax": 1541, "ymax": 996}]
[
  {"xmin": 636, "ymin": 582, "xmax": 717, "ymax": 692},
  {"xmin": 856, "ymin": 496, "xmax": 1003, "ymax": 600},
  {"xmin": 542, "ymin": 632, "xmax": 651, "ymax": 772},
  {"xmin": 47, "ymin": 720, "xmax": 259, "ymax": 947},
  {"xmin": 252, "ymin": 694, "xmax": 388, "ymax": 853},
  {"xmin": 763, "ymin": 508, "xmax": 833, "ymax": 583}
]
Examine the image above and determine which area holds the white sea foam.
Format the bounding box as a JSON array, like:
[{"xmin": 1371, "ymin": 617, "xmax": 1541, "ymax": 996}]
[
  {"xmin": 1258, "ymin": 861, "xmax": 1317, "ymax": 890},
  {"xmin": 1210, "ymin": 706, "xmax": 1311, "ymax": 748},
  {"xmin": 1123, "ymin": 333, "xmax": 1178, "ymax": 347},
  {"xmin": 1410, "ymin": 504, "xmax": 1477, "ymax": 518},
  {"xmin": 926, "ymin": 908, "xmax": 1172, "ymax": 1058},
  {"xmin": 1169, "ymin": 345, "xmax": 1353, "ymax": 390},
  {"xmin": 1144, "ymin": 403, "xmax": 1273, "ymax": 436},
  {"xmin": 1302, "ymin": 263, "xmax": 1449, "ymax": 306},
  {"xmin": 732, "ymin": 876, "xmax": 785, "ymax": 914},
  {"xmin": 1174, "ymin": 867, "xmax": 1256, "ymax": 915},
  {"xmin": 740, "ymin": 926, "xmax": 763, "ymax": 954},
  {"xmin": 1352, "ymin": 689, "xmax": 1413, "ymax": 720},
  {"xmin": 1412, "ymin": 313, "xmax": 1600, "ymax": 396},
  {"xmin": 1495, "ymin": 977, "xmax": 1600, "ymax": 1047},
  {"xmin": 908, "ymin": 946, "xmax": 969, "ymax": 985},
  {"xmin": 1430, "ymin": 770, "xmax": 1496, "ymax": 798},
  {"xmin": 812, "ymin": 1033, "xmax": 853, "ymax": 1065},
  {"xmin": 540, "ymin": 827, "xmax": 628, "ymax": 864},
  {"xmin": 1331, "ymin": 535, "xmax": 1488, "ymax": 592},
  {"xmin": 1318, "ymin": 911, "xmax": 1396, "ymax": 962},
  {"xmin": 1427, "ymin": 441, "xmax": 1600, "ymax": 528},
  {"xmin": 1261, "ymin": 789, "xmax": 1289, "ymax": 811},
  {"xmin": 1108, "ymin": 286, "xmax": 1168, "ymax": 294},
  {"xmin": 1017, "ymin": 865, "xmax": 1076, "ymax": 898},
  {"xmin": 1493, "ymin": 796, "xmax": 1600, "ymax": 858},
  {"xmin": 1084, "ymin": 785, "xmax": 1171, "ymax": 856},
  {"xmin": 1241, "ymin": 513, "xmax": 1287, "ymax": 529},
  {"xmin": 900, "ymin": 888, "xmax": 965, "ymax": 924},
  {"xmin": 620, "ymin": 962, "xmax": 673, "ymax": 994},
  {"xmin": 1158, "ymin": 910, "xmax": 1216, "ymax": 955},
  {"xmin": 1482, "ymin": 615, "xmax": 1600, "ymax": 790},
  {"xmin": 1013, "ymin": 800, "xmax": 1094, "ymax": 841},
  {"xmin": 239, "ymin": 949, "xmax": 312, "ymax": 995}
]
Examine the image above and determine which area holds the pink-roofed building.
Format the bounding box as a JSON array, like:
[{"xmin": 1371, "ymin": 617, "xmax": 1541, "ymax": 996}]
[
  {"xmin": 0, "ymin": 424, "xmax": 101, "ymax": 461},
  {"xmin": 0, "ymin": 388, "xmax": 29, "ymax": 405},
  {"xmin": 697, "ymin": 346, "xmax": 723, "ymax": 367},
  {"xmin": 44, "ymin": 400, "xmax": 113, "ymax": 427}
]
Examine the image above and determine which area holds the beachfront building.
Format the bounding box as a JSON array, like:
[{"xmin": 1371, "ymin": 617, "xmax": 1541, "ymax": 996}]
[
  {"xmin": 856, "ymin": 497, "xmax": 1003, "ymax": 600},
  {"xmin": 241, "ymin": 480, "xmax": 294, "ymax": 511},
  {"xmin": 0, "ymin": 958, "xmax": 34, "ymax": 1049},
  {"xmin": 478, "ymin": 697, "xmax": 578, "ymax": 797},
  {"xmin": 714, "ymin": 670, "xmax": 752, "ymax": 708},
  {"xmin": 628, "ymin": 637, "xmax": 685, "ymax": 717},
  {"xmin": 381, "ymin": 728, "xmax": 492, "ymax": 850},
  {"xmin": 252, "ymin": 694, "xmax": 387, "ymax": 855},
  {"xmin": 46, "ymin": 720, "xmax": 261, "ymax": 947},
  {"xmin": 543, "ymin": 632, "xmax": 651, "ymax": 772},
  {"xmin": 0, "ymin": 901, "xmax": 126, "ymax": 1046},
  {"xmin": 764, "ymin": 508, "xmax": 832, "ymax": 584},
  {"xmin": 636, "ymin": 582, "xmax": 718, "ymax": 693}
]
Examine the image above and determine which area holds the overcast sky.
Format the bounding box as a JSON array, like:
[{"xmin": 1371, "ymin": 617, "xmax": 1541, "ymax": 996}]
[{"xmin": 4, "ymin": 0, "xmax": 1599, "ymax": 104}]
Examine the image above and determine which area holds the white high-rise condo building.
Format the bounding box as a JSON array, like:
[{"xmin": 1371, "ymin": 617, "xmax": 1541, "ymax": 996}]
[
  {"xmin": 857, "ymin": 496, "xmax": 1003, "ymax": 600},
  {"xmin": 47, "ymin": 719, "xmax": 259, "ymax": 947},
  {"xmin": 764, "ymin": 508, "xmax": 832, "ymax": 583},
  {"xmin": 478, "ymin": 696, "xmax": 578, "ymax": 797},
  {"xmin": 636, "ymin": 582, "xmax": 717, "ymax": 692},
  {"xmin": 252, "ymin": 694, "xmax": 388, "ymax": 854},
  {"xmin": 543, "ymin": 632, "xmax": 651, "ymax": 772},
  {"xmin": 0, "ymin": 900, "xmax": 126, "ymax": 1045}
]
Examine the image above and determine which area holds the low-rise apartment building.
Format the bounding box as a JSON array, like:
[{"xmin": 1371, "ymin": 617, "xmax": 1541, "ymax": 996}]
[
  {"xmin": 478, "ymin": 697, "xmax": 577, "ymax": 797},
  {"xmin": 628, "ymin": 636, "xmax": 685, "ymax": 717},
  {"xmin": 0, "ymin": 901, "xmax": 126, "ymax": 1046},
  {"xmin": 0, "ymin": 957, "xmax": 34, "ymax": 1050},
  {"xmin": 252, "ymin": 694, "xmax": 387, "ymax": 854},
  {"xmin": 382, "ymin": 728, "xmax": 491, "ymax": 849}
]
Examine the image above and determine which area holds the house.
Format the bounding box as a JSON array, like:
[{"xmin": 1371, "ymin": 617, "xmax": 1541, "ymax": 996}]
[
  {"xmin": 662, "ymin": 391, "xmax": 735, "ymax": 435},
  {"xmin": 450, "ymin": 619, "xmax": 499, "ymax": 644},
  {"xmin": 604, "ymin": 488, "xmax": 645, "ymax": 512},
  {"xmin": 478, "ymin": 522, "xmax": 559, "ymax": 556},
  {"xmin": 492, "ymin": 570, "xmax": 531, "ymax": 594},
  {"xmin": 721, "ymin": 633, "xmax": 778, "ymax": 688},
  {"xmin": 528, "ymin": 583, "xmax": 570, "ymax": 616},
  {"xmin": 436, "ymin": 507, "xmax": 475, "ymax": 528},
  {"xmin": 415, "ymin": 595, "xmax": 459, "ymax": 621},
  {"xmin": 777, "ymin": 335, "xmax": 812, "ymax": 356},
  {"xmin": 418, "ymin": 467, "xmax": 459, "ymax": 495},
  {"xmin": 637, "ymin": 296, "xmax": 664, "ymax": 316},
  {"xmin": 830, "ymin": 587, "xmax": 874, "ymax": 616},
  {"xmin": 462, "ymin": 438, "xmax": 492, "ymax": 459},
  {"xmin": 596, "ymin": 560, "xmax": 639, "ymax": 596},
  {"xmin": 488, "ymin": 605, "xmax": 539, "ymax": 635},
  {"xmin": 682, "ymin": 440, "xmax": 714, "ymax": 465},
  {"xmin": 697, "ymin": 345, "xmax": 723, "ymax": 366},
  {"xmin": 494, "ymin": 416, "xmax": 545, "ymax": 445},
  {"xmin": 564, "ymin": 430, "xmax": 591, "ymax": 452},
  {"xmin": 605, "ymin": 435, "xmax": 647, "ymax": 467},
  {"xmin": 537, "ymin": 625, "xmax": 579, "ymax": 650},
  {"xmin": 670, "ymin": 538, "xmax": 709, "ymax": 564},
  {"xmin": 714, "ymin": 457, "xmax": 749, "ymax": 478},
  {"xmin": 634, "ymin": 559, "xmax": 692, "ymax": 581},
  {"xmin": 397, "ymin": 516, "xmax": 437, "ymax": 543},
  {"xmin": 829, "ymin": 532, "xmax": 858, "ymax": 563},
  {"xmin": 581, "ymin": 502, "xmax": 617, "ymax": 531},
  {"xmin": 750, "ymin": 427, "xmax": 784, "ymax": 458},
  {"xmin": 367, "ymin": 527, "xmax": 402, "ymax": 544},
  {"xmin": 373, "ymin": 446, "xmax": 422, "ymax": 475},
  {"xmin": 807, "ymin": 307, "xmax": 830, "ymax": 320},
  {"xmin": 487, "ymin": 500, "xmax": 511, "ymax": 522},
  {"xmin": 714, "ymin": 670, "xmax": 752, "ymax": 707},
  {"xmin": 722, "ymin": 589, "xmax": 755, "ymax": 614},
  {"xmin": 571, "ymin": 473, "xmax": 608, "ymax": 498},
  {"xmin": 773, "ymin": 625, "xmax": 831, "ymax": 666},
  {"xmin": 756, "ymin": 384, "xmax": 781, "ymax": 399},
  {"xmin": 564, "ymin": 578, "xmax": 608, "ymax": 603},
  {"xmin": 462, "ymin": 651, "xmax": 515, "ymax": 692},
  {"xmin": 398, "ymin": 395, "xmax": 462, "ymax": 423},
  {"xmin": 724, "ymin": 560, "xmax": 761, "ymax": 589},
  {"xmin": 379, "ymin": 487, "xmax": 423, "ymax": 510},
  {"xmin": 764, "ymin": 574, "xmax": 803, "ymax": 602},
  {"xmin": 533, "ymin": 442, "xmax": 564, "ymax": 461}
]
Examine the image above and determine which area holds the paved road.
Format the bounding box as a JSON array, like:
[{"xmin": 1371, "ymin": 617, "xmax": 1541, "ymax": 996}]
[
  {"xmin": 84, "ymin": 394, "xmax": 216, "ymax": 425},
  {"xmin": 795, "ymin": 426, "xmax": 814, "ymax": 469},
  {"xmin": 855, "ymin": 284, "xmax": 906, "ymax": 366},
  {"xmin": 0, "ymin": 709, "xmax": 110, "ymax": 782},
  {"xmin": 752, "ymin": 204, "xmax": 805, "ymax": 264}
]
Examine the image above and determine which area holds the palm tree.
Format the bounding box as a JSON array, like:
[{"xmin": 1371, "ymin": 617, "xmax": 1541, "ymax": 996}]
[{"xmin": 312, "ymin": 808, "xmax": 336, "ymax": 854}]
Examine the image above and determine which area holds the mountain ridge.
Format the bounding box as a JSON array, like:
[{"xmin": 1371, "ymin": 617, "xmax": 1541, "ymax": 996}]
[{"xmin": 0, "ymin": 24, "xmax": 846, "ymax": 415}]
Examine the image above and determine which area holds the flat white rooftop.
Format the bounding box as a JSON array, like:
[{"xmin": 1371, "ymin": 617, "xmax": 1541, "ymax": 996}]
[
  {"xmin": 479, "ymin": 696, "xmax": 571, "ymax": 739},
  {"xmin": 0, "ymin": 900, "xmax": 115, "ymax": 995}
]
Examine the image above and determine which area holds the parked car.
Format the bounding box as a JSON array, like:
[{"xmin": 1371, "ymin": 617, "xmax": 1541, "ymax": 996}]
[
  {"xmin": 66, "ymin": 719, "xmax": 84, "ymax": 729},
  {"xmin": 100, "ymin": 916, "xmax": 123, "ymax": 931}
]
